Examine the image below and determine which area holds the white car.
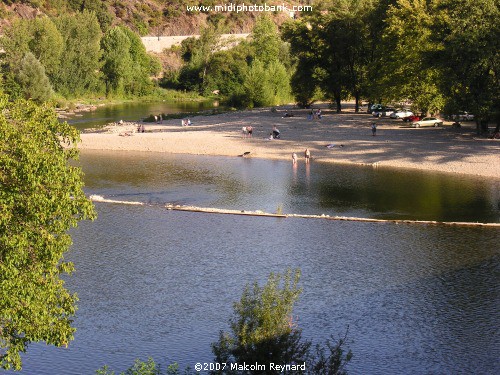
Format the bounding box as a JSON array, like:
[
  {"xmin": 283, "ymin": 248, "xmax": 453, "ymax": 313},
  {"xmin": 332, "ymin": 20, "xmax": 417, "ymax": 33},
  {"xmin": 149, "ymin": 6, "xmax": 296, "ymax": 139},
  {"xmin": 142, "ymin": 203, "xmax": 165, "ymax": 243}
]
[
  {"xmin": 412, "ymin": 117, "xmax": 443, "ymax": 127},
  {"xmin": 390, "ymin": 109, "xmax": 413, "ymax": 119},
  {"xmin": 451, "ymin": 112, "xmax": 474, "ymax": 121},
  {"xmin": 372, "ymin": 107, "xmax": 396, "ymax": 117}
]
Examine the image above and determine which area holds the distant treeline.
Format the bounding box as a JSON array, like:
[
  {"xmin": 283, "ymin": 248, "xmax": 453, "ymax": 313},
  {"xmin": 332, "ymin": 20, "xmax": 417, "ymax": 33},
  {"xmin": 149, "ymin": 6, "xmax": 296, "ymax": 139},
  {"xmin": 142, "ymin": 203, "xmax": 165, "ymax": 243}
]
[
  {"xmin": 0, "ymin": 10, "xmax": 161, "ymax": 104},
  {"xmin": 280, "ymin": 0, "xmax": 498, "ymax": 132},
  {"xmin": 161, "ymin": 16, "xmax": 294, "ymax": 108}
]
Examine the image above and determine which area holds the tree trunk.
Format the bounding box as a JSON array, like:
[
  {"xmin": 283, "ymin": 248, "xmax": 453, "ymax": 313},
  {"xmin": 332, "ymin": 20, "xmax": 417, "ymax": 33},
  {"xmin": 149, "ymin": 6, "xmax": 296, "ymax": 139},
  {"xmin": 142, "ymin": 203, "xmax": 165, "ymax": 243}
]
[
  {"xmin": 335, "ymin": 94, "xmax": 342, "ymax": 113},
  {"xmin": 354, "ymin": 92, "xmax": 360, "ymax": 113}
]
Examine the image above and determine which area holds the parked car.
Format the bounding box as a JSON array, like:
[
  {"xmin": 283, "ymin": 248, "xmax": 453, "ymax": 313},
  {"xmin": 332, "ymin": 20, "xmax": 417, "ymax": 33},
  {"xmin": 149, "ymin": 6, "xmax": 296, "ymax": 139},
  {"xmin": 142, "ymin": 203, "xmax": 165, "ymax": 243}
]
[
  {"xmin": 372, "ymin": 106, "xmax": 395, "ymax": 117},
  {"xmin": 382, "ymin": 107, "xmax": 396, "ymax": 117},
  {"xmin": 412, "ymin": 117, "xmax": 443, "ymax": 127},
  {"xmin": 403, "ymin": 115, "xmax": 421, "ymax": 122},
  {"xmin": 451, "ymin": 111, "xmax": 474, "ymax": 121},
  {"xmin": 390, "ymin": 109, "xmax": 413, "ymax": 119},
  {"xmin": 368, "ymin": 103, "xmax": 383, "ymax": 114}
]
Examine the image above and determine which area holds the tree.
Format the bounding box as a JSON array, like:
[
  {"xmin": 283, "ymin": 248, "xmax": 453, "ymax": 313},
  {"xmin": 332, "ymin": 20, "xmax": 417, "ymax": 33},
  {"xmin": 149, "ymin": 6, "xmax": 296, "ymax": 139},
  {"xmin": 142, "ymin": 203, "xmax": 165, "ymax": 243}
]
[
  {"xmin": 27, "ymin": 17, "xmax": 64, "ymax": 80},
  {"xmin": 379, "ymin": 0, "xmax": 446, "ymax": 114},
  {"xmin": 17, "ymin": 52, "xmax": 54, "ymax": 103},
  {"xmin": 53, "ymin": 10, "xmax": 103, "ymax": 97},
  {"xmin": 281, "ymin": 20, "xmax": 320, "ymax": 107},
  {"xmin": 251, "ymin": 15, "xmax": 281, "ymax": 67},
  {"xmin": 120, "ymin": 26, "xmax": 160, "ymax": 96},
  {"xmin": 283, "ymin": 1, "xmax": 376, "ymax": 111},
  {"xmin": 211, "ymin": 269, "xmax": 352, "ymax": 374},
  {"xmin": 211, "ymin": 269, "xmax": 310, "ymax": 374},
  {"xmin": 68, "ymin": 0, "xmax": 113, "ymax": 31},
  {"xmin": 101, "ymin": 26, "xmax": 133, "ymax": 96},
  {"xmin": 0, "ymin": 93, "xmax": 96, "ymax": 370},
  {"xmin": 430, "ymin": 0, "xmax": 500, "ymax": 133}
]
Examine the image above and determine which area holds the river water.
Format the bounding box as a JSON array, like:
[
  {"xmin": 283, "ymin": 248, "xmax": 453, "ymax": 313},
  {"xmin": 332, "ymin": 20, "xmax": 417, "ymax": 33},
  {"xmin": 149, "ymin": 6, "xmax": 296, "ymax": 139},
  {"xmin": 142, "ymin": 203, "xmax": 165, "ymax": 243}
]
[
  {"xmin": 66, "ymin": 100, "xmax": 220, "ymax": 130},
  {"xmin": 18, "ymin": 124, "xmax": 500, "ymax": 374}
]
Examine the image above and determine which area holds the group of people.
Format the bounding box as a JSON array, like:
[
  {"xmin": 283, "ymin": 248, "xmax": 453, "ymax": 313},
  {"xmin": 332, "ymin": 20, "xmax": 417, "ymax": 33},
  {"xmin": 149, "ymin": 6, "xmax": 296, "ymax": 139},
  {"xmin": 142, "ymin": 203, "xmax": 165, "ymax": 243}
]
[
  {"xmin": 242, "ymin": 126, "xmax": 253, "ymax": 137},
  {"xmin": 153, "ymin": 114, "xmax": 163, "ymax": 124},
  {"xmin": 181, "ymin": 118, "xmax": 191, "ymax": 126},
  {"xmin": 292, "ymin": 149, "xmax": 311, "ymax": 164},
  {"xmin": 308, "ymin": 108, "xmax": 322, "ymax": 120}
]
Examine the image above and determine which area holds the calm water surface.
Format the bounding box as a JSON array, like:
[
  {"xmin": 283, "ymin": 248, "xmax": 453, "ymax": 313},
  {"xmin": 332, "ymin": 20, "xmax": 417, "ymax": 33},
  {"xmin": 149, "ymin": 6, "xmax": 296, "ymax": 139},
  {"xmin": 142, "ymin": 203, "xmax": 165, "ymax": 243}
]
[
  {"xmin": 19, "ymin": 152, "xmax": 500, "ymax": 375},
  {"xmin": 66, "ymin": 101, "xmax": 220, "ymax": 130}
]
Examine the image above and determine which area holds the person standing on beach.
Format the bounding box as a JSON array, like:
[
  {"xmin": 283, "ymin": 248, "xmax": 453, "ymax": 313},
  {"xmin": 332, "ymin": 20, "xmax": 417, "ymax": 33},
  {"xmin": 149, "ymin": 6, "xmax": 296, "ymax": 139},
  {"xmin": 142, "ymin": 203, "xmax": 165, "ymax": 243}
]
[
  {"xmin": 292, "ymin": 153, "xmax": 297, "ymax": 164},
  {"xmin": 304, "ymin": 148, "xmax": 310, "ymax": 163},
  {"xmin": 371, "ymin": 122, "xmax": 377, "ymax": 136}
]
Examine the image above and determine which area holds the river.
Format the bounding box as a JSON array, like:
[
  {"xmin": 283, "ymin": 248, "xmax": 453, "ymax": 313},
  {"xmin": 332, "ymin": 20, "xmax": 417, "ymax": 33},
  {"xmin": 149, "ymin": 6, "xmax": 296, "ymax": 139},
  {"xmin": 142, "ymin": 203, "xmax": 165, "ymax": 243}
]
[{"xmin": 17, "ymin": 107, "xmax": 500, "ymax": 374}]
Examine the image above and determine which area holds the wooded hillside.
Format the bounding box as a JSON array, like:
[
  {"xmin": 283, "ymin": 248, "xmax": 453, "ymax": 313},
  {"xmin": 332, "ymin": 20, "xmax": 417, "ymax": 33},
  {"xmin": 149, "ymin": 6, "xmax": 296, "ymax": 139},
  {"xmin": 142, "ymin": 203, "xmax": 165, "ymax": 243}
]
[{"xmin": 0, "ymin": 0, "xmax": 310, "ymax": 35}]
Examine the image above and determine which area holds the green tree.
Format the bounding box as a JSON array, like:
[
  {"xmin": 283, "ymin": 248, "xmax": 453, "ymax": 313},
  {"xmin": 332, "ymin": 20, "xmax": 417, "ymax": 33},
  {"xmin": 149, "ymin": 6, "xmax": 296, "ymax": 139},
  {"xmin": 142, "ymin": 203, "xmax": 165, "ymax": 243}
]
[
  {"xmin": 242, "ymin": 59, "xmax": 274, "ymax": 107},
  {"xmin": 120, "ymin": 26, "xmax": 160, "ymax": 96},
  {"xmin": 283, "ymin": 1, "xmax": 376, "ymax": 111},
  {"xmin": 379, "ymin": 0, "xmax": 445, "ymax": 114},
  {"xmin": 69, "ymin": 0, "xmax": 113, "ymax": 31},
  {"xmin": 17, "ymin": 52, "xmax": 54, "ymax": 103},
  {"xmin": 203, "ymin": 45, "xmax": 250, "ymax": 97},
  {"xmin": 53, "ymin": 10, "xmax": 103, "ymax": 97},
  {"xmin": 281, "ymin": 20, "xmax": 320, "ymax": 107},
  {"xmin": 211, "ymin": 269, "xmax": 352, "ymax": 374},
  {"xmin": 251, "ymin": 15, "xmax": 281, "ymax": 67},
  {"xmin": 101, "ymin": 26, "xmax": 132, "ymax": 96},
  {"xmin": 27, "ymin": 17, "xmax": 64, "ymax": 79},
  {"xmin": 430, "ymin": 0, "xmax": 500, "ymax": 133},
  {"xmin": 0, "ymin": 94, "xmax": 96, "ymax": 370},
  {"xmin": 0, "ymin": 19, "xmax": 30, "ymax": 67},
  {"xmin": 211, "ymin": 269, "xmax": 310, "ymax": 374}
]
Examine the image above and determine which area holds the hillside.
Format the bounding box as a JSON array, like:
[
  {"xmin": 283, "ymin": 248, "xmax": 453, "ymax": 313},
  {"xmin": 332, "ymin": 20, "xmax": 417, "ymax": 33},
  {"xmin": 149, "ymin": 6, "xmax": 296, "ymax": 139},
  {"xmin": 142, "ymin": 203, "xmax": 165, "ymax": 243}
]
[{"xmin": 0, "ymin": 0, "xmax": 311, "ymax": 36}]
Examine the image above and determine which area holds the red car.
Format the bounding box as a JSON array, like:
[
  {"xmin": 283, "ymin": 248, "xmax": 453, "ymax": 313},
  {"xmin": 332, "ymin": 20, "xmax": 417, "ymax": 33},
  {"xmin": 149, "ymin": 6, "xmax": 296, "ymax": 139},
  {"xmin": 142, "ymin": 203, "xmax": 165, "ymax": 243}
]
[{"xmin": 403, "ymin": 115, "xmax": 420, "ymax": 122}]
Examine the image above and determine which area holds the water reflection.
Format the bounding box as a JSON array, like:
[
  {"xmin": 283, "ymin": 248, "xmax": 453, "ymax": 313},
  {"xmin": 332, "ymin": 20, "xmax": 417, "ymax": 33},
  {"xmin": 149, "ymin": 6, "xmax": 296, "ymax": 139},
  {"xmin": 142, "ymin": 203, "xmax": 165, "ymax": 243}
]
[
  {"xmin": 66, "ymin": 101, "xmax": 220, "ymax": 130},
  {"xmin": 79, "ymin": 150, "xmax": 499, "ymax": 223}
]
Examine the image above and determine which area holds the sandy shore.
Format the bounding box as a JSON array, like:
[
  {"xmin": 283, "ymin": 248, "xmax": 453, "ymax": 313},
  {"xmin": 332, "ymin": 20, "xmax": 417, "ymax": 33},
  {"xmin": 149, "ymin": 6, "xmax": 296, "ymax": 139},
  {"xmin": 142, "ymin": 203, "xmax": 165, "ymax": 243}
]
[{"xmin": 79, "ymin": 106, "xmax": 500, "ymax": 179}]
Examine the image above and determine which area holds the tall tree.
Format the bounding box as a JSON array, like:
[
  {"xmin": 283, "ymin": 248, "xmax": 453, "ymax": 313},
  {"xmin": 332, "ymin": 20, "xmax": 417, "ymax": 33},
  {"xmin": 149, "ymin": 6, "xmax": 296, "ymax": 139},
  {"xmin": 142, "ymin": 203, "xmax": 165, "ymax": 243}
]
[
  {"xmin": 282, "ymin": 20, "xmax": 321, "ymax": 107},
  {"xmin": 251, "ymin": 15, "xmax": 281, "ymax": 67},
  {"xmin": 53, "ymin": 10, "xmax": 103, "ymax": 97},
  {"xmin": 430, "ymin": 0, "xmax": 500, "ymax": 133},
  {"xmin": 27, "ymin": 17, "xmax": 64, "ymax": 80},
  {"xmin": 17, "ymin": 52, "xmax": 54, "ymax": 103},
  {"xmin": 0, "ymin": 93, "xmax": 95, "ymax": 370},
  {"xmin": 121, "ymin": 26, "xmax": 160, "ymax": 96},
  {"xmin": 380, "ymin": 0, "xmax": 446, "ymax": 114},
  {"xmin": 101, "ymin": 26, "xmax": 132, "ymax": 96}
]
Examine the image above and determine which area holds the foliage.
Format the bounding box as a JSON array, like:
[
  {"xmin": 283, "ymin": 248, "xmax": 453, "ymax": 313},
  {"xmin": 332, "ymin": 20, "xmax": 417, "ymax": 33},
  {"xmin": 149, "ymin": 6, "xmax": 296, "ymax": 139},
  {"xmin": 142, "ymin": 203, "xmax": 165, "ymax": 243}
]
[
  {"xmin": 0, "ymin": 93, "xmax": 96, "ymax": 370},
  {"xmin": 283, "ymin": 1, "xmax": 376, "ymax": 112},
  {"xmin": 101, "ymin": 26, "xmax": 133, "ymax": 95},
  {"xmin": 281, "ymin": 20, "xmax": 320, "ymax": 106},
  {"xmin": 251, "ymin": 15, "xmax": 281, "ymax": 67},
  {"xmin": 68, "ymin": 0, "xmax": 113, "ymax": 31},
  {"xmin": 27, "ymin": 17, "xmax": 64, "ymax": 79},
  {"xmin": 0, "ymin": 19, "xmax": 31, "ymax": 69},
  {"xmin": 17, "ymin": 52, "xmax": 54, "ymax": 103},
  {"xmin": 53, "ymin": 10, "xmax": 103, "ymax": 97},
  {"xmin": 96, "ymin": 359, "xmax": 196, "ymax": 375},
  {"xmin": 380, "ymin": 0, "xmax": 446, "ymax": 114},
  {"xmin": 211, "ymin": 269, "xmax": 352, "ymax": 374},
  {"xmin": 430, "ymin": 0, "xmax": 500, "ymax": 130}
]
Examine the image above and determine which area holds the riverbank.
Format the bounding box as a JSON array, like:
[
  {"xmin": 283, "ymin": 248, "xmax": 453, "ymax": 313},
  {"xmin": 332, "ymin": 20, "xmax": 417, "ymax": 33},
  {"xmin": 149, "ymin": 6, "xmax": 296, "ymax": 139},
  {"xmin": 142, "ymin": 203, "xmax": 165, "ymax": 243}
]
[{"xmin": 79, "ymin": 105, "xmax": 500, "ymax": 179}]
